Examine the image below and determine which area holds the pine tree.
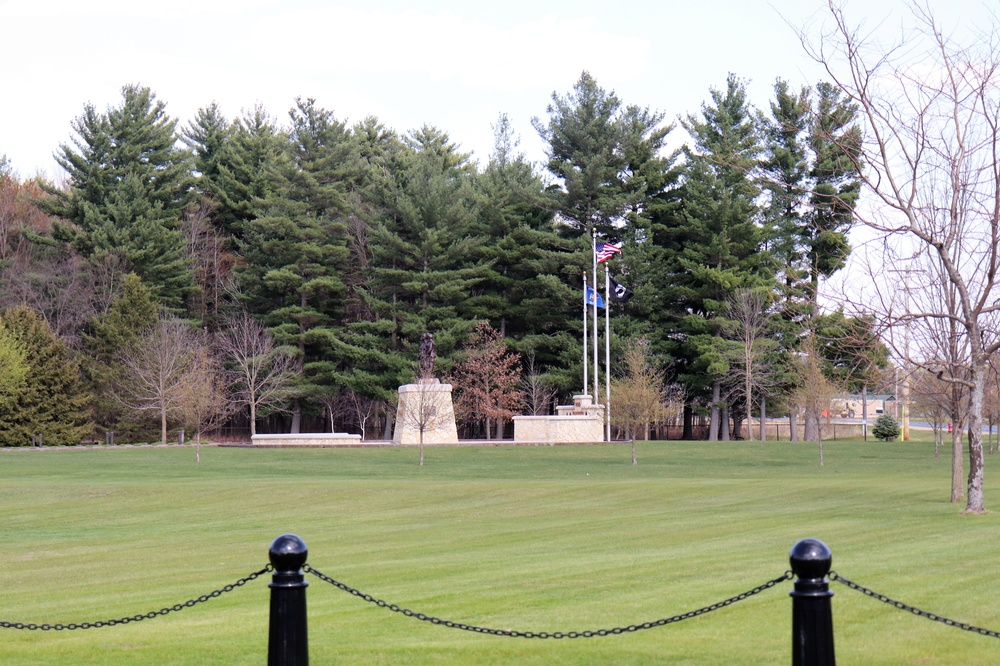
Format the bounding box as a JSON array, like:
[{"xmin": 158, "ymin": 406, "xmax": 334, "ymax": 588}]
[
  {"xmin": 532, "ymin": 72, "xmax": 630, "ymax": 238},
  {"xmin": 760, "ymin": 79, "xmax": 861, "ymax": 439},
  {"xmin": 235, "ymin": 98, "xmax": 355, "ymax": 431},
  {"xmin": 805, "ymin": 82, "xmax": 860, "ymax": 311},
  {"xmin": 39, "ymin": 84, "xmax": 195, "ymax": 311},
  {"xmin": 761, "ymin": 80, "xmax": 860, "ymax": 322},
  {"xmin": 0, "ymin": 306, "xmax": 92, "ymax": 446},
  {"xmin": 185, "ymin": 105, "xmax": 287, "ymax": 240},
  {"xmin": 473, "ymin": 115, "xmax": 582, "ymax": 391},
  {"xmin": 651, "ymin": 74, "xmax": 771, "ymax": 439},
  {"xmin": 183, "ymin": 102, "xmax": 233, "ymax": 195},
  {"xmin": 362, "ymin": 125, "xmax": 487, "ymax": 379}
]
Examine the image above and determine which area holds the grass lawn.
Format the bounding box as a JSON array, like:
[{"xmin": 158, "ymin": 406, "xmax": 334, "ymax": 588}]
[{"xmin": 1, "ymin": 436, "xmax": 999, "ymax": 665}]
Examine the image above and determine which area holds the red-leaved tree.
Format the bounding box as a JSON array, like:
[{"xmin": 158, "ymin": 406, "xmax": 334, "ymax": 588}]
[{"xmin": 449, "ymin": 322, "xmax": 523, "ymax": 439}]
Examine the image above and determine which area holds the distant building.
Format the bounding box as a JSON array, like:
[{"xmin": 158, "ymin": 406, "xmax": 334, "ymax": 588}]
[{"xmin": 829, "ymin": 394, "xmax": 897, "ymax": 419}]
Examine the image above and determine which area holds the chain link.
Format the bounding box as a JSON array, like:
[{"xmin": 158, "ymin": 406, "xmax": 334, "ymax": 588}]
[
  {"xmin": 0, "ymin": 565, "xmax": 272, "ymax": 631},
  {"xmin": 829, "ymin": 571, "xmax": 1000, "ymax": 640},
  {"xmin": 304, "ymin": 564, "xmax": 793, "ymax": 639}
]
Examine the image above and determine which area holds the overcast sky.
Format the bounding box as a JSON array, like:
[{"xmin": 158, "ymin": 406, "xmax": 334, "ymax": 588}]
[{"xmin": 1, "ymin": 0, "xmax": 989, "ymax": 181}]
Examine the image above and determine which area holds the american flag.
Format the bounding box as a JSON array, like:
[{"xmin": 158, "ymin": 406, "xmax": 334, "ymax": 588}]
[{"xmin": 595, "ymin": 241, "xmax": 622, "ymax": 264}]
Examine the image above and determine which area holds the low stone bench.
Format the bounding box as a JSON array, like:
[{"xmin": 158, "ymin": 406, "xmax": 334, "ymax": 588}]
[{"xmin": 251, "ymin": 433, "xmax": 362, "ymax": 447}]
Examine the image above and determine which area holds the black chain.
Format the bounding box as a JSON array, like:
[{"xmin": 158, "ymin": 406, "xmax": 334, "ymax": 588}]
[
  {"xmin": 0, "ymin": 565, "xmax": 271, "ymax": 631},
  {"xmin": 304, "ymin": 564, "xmax": 793, "ymax": 639},
  {"xmin": 829, "ymin": 571, "xmax": 1000, "ymax": 639}
]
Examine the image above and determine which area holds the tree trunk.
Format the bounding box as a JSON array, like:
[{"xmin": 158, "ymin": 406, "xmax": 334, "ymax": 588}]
[
  {"xmin": 789, "ymin": 407, "xmax": 799, "ymax": 442},
  {"xmin": 709, "ymin": 382, "xmax": 721, "ymax": 441},
  {"xmin": 160, "ymin": 408, "xmax": 168, "ymax": 444},
  {"xmin": 721, "ymin": 403, "xmax": 731, "ymax": 441},
  {"xmin": 250, "ymin": 402, "xmax": 258, "ymax": 437},
  {"xmin": 683, "ymin": 404, "xmax": 694, "ymax": 440},
  {"xmin": 951, "ymin": 425, "xmax": 964, "ymax": 503},
  {"xmin": 383, "ymin": 412, "xmax": 393, "ymax": 441},
  {"xmin": 804, "ymin": 410, "xmax": 818, "ymax": 443},
  {"xmin": 290, "ymin": 399, "xmax": 301, "ymax": 434},
  {"xmin": 862, "ymin": 385, "xmax": 868, "ymax": 442},
  {"xmin": 965, "ymin": 363, "xmax": 986, "ymax": 513},
  {"xmin": 759, "ymin": 397, "xmax": 766, "ymax": 441}
]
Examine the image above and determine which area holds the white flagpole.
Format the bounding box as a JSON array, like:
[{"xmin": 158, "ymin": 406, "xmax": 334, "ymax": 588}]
[
  {"xmin": 582, "ymin": 273, "xmax": 588, "ymax": 396},
  {"xmin": 605, "ymin": 263, "xmax": 611, "ymax": 442},
  {"xmin": 592, "ymin": 232, "xmax": 599, "ymax": 403}
]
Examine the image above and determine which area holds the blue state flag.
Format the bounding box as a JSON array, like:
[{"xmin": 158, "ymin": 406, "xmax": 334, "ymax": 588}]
[{"xmin": 585, "ymin": 285, "xmax": 605, "ymax": 309}]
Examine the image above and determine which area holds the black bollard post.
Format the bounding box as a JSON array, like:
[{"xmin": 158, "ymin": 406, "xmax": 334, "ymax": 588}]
[
  {"xmin": 268, "ymin": 534, "xmax": 309, "ymax": 666},
  {"xmin": 790, "ymin": 538, "xmax": 835, "ymax": 666}
]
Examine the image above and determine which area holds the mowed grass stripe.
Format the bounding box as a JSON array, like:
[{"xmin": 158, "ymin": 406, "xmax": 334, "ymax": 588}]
[{"xmin": 1, "ymin": 439, "xmax": 998, "ymax": 665}]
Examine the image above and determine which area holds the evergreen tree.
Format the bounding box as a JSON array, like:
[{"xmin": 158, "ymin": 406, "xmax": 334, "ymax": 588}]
[
  {"xmin": 80, "ymin": 273, "xmax": 160, "ymax": 439},
  {"xmin": 473, "ymin": 115, "xmax": 582, "ymax": 392},
  {"xmin": 0, "ymin": 306, "xmax": 91, "ymax": 445},
  {"xmin": 760, "ymin": 80, "xmax": 861, "ymax": 438},
  {"xmin": 183, "ymin": 102, "xmax": 233, "ymax": 194},
  {"xmin": 872, "ymin": 413, "xmax": 900, "ymax": 442},
  {"xmin": 0, "ymin": 322, "xmax": 28, "ymax": 415},
  {"xmin": 209, "ymin": 105, "xmax": 286, "ymax": 241},
  {"xmin": 534, "ymin": 73, "xmax": 678, "ymax": 397},
  {"xmin": 648, "ymin": 74, "xmax": 770, "ymax": 438},
  {"xmin": 362, "ymin": 125, "xmax": 487, "ymax": 380},
  {"xmin": 39, "ymin": 84, "xmax": 195, "ymax": 310},
  {"xmin": 235, "ymin": 98, "xmax": 355, "ymax": 431},
  {"xmin": 761, "ymin": 80, "xmax": 860, "ymax": 322},
  {"xmin": 805, "ymin": 82, "xmax": 860, "ymax": 310},
  {"xmin": 533, "ymin": 71, "xmax": 626, "ymax": 237}
]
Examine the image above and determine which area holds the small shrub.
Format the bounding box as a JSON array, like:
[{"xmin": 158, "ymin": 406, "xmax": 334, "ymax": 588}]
[{"xmin": 872, "ymin": 413, "xmax": 900, "ymax": 441}]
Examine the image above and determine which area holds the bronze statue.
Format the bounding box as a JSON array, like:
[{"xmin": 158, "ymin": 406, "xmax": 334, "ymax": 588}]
[{"xmin": 418, "ymin": 332, "xmax": 436, "ymax": 379}]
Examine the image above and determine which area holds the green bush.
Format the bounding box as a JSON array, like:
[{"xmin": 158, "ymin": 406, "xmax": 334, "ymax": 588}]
[{"xmin": 872, "ymin": 413, "xmax": 901, "ymax": 441}]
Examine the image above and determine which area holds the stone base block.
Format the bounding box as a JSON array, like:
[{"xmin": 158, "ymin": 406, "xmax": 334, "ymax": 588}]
[
  {"xmin": 251, "ymin": 432, "xmax": 362, "ymax": 447},
  {"xmin": 512, "ymin": 414, "xmax": 604, "ymax": 444},
  {"xmin": 393, "ymin": 380, "xmax": 459, "ymax": 444}
]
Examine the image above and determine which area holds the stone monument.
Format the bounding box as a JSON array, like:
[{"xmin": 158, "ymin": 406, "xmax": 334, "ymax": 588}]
[{"xmin": 392, "ymin": 332, "xmax": 459, "ymax": 444}]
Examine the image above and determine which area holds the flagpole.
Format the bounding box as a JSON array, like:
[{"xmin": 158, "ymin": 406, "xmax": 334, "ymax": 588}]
[
  {"xmin": 592, "ymin": 231, "xmax": 599, "ymax": 405},
  {"xmin": 604, "ymin": 263, "xmax": 611, "ymax": 442},
  {"xmin": 582, "ymin": 272, "xmax": 588, "ymax": 397}
]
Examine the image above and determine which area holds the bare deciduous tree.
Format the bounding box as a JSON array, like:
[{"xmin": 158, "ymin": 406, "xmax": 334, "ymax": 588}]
[
  {"xmin": 400, "ymin": 367, "xmax": 445, "ymax": 467},
  {"xmin": 115, "ymin": 316, "xmax": 199, "ymax": 444},
  {"xmin": 910, "ymin": 368, "xmax": 956, "ymax": 459},
  {"xmin": 218, "ymin": 313, "xmax": 296, "ymax": 436},
  {"xmin": 520, "ymin": 353, "xmax": 558, "ymax": 416},
  {"xmin": 347, "ymin": 389, "xmax": 386, "ymax": 441},
  {"xmin": 177, "ymin": 341, "xmax": 232, "ymax": 462},
  {"xmin": 795, "ymin": 337, "xmax": 837, "ymax": 466},
  {"xmin": 182, "ymin": 201, "xmax": 235, "ymax": 326},
  {"xmin": 724, "ymin": 290, "xmax": 778, "ymax": 441},
  {"xmin": 612, "ymin": 337, "xmax": 672, "ymax": 465},
  {"xmin": 803, "ymin": 1, "xmax": 1000, "ymax": 511}
]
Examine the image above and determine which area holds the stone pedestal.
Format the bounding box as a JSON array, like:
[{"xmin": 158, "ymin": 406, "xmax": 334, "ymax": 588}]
[{"xmin": 392, "ymin": 379, "xmax": 459, "ymax": 444}]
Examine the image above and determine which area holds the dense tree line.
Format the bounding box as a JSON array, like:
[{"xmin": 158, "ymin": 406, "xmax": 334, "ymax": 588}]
[{"xmin": 0, "ymin": 72, "xmax": 886, "ymax": 445}]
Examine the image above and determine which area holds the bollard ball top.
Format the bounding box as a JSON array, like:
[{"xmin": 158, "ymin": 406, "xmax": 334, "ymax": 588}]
[
  {"xmin": 269, "ymin": 534, "xmax": 308, "ymax": 571},
  {"xmin": 789, "ymin": 538, "xmax": 832, "ymax": 580}
]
